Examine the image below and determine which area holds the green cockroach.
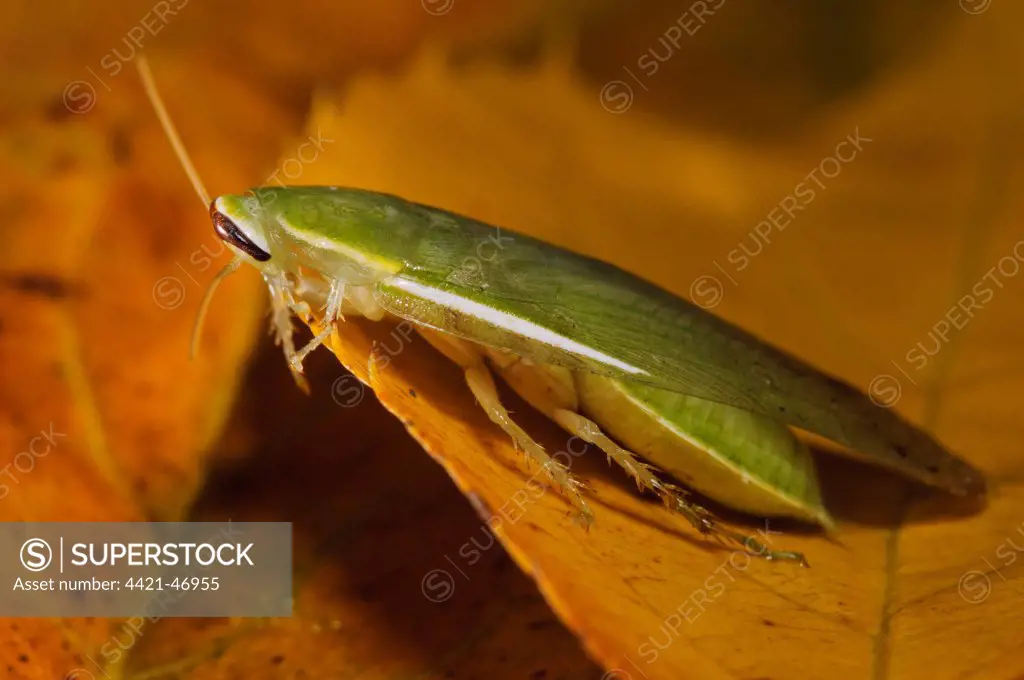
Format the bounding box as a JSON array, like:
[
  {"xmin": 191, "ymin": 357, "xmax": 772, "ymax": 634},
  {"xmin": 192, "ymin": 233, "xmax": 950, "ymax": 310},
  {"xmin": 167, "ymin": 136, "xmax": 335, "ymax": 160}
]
[{"xmin": 138, "ymin": 58, "xmax": 984, "ymax": 565}]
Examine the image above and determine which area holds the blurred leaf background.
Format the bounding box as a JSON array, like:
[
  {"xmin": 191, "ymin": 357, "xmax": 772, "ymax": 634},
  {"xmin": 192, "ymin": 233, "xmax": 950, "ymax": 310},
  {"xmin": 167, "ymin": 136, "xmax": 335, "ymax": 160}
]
[{"xmin": 1, "ymin": 1, "xmax": 1022, "ymax": 679}]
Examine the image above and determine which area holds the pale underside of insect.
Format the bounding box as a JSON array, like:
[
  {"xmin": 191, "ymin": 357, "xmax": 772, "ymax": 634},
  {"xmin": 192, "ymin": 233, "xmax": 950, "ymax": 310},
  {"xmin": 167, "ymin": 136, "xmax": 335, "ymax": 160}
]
[{"xmin": 137, "ymin": 58, "xmax": 984, "ymax": 567}]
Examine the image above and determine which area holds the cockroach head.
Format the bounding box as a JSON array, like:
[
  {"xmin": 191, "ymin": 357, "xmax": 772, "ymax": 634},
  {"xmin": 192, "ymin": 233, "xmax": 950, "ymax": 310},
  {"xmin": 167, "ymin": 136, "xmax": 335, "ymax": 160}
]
[
  {"xmin": 209, "ymin": 194, "xmax": 272, "ymax": 265},
  {"xmin": 189, "ymin": 192, "xmax": 278, "ymax": 360}
]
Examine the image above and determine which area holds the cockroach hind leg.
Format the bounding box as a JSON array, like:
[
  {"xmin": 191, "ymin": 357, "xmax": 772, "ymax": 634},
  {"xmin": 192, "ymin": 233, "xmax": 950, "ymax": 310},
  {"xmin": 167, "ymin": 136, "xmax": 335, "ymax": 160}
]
[
  {"xmin": 548, "ymin": 410, "xmax": 807, "ymax": 564},
  {"xmin": 670, "ymin": 496, "xmax": 810, "ymax": 567},
  {"xmin": 553, "ymin": 408, "xmax": 711, "ymax": 531},
  {"xmin": 552, "ymin": 410, "xmax": 671, "ymax": 497},
  {"xmin": 463, "ymin": 362, "xmax": 593, "ymax": 526}
]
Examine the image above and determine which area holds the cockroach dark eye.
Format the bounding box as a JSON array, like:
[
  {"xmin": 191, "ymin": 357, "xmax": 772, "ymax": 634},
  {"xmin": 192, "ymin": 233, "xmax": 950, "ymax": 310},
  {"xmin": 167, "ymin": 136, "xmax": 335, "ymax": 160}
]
[{"xmin": 209, "ymin": 204, "xmax": 271, "ymax": 262}]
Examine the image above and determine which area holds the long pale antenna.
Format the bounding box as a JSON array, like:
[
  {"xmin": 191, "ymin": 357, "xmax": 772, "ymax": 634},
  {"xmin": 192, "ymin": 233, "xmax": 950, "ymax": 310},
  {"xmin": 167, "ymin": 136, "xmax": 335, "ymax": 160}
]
[
  {"xmin": 190, "ymin": 258, "xmax": 241, "ymax": 358},
  {"xmin": 136, "ymin": 55, "xmax": 243, "ymax": 358},
  {"xmin": 135, "ymin": 55, "xmax": 211, "ymax": 208}
]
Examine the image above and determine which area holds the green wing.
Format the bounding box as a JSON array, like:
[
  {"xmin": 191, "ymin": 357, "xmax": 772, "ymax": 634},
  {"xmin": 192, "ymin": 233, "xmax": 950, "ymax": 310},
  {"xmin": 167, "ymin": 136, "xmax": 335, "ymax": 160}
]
[{"xmin": 262, "ymin": 186, "xmax": 985, "ymax": 497}]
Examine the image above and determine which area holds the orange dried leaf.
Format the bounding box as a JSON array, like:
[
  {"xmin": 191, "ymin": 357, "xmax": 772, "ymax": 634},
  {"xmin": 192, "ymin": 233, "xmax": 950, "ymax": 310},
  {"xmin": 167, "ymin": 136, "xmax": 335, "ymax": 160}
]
[{"xmin": 0, "ymin": 58, "xmax": 283, "ymax": 677}]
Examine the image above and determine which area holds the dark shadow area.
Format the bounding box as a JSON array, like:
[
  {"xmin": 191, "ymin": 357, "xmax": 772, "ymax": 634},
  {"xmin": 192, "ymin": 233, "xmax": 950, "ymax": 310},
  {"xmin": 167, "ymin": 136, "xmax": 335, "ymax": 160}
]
[{"xmin": 145, "ymin": 332, "xmax": 603, "ymax": 679}]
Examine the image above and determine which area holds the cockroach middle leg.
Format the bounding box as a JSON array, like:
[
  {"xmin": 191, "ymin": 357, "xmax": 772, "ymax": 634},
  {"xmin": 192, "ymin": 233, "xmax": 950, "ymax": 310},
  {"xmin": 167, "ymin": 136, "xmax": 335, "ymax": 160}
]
[
  {"xmin": 416, "ymin": 328, "xmax": 593, "ymax": 526},
  {"xmin": 552, "ymin": 410, "xmax": 677, "ymax": 498},
  {"xmin": 464, "ymin": 364, "xmax": 593, "ymax": 526}
]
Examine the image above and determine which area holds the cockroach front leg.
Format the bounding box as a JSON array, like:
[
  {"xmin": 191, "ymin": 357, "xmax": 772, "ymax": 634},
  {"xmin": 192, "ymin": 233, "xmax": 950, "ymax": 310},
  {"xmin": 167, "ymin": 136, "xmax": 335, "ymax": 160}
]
[
  {"xmin": 288, "ymin": 278, "xmax": 345, "ymax": 375},
  {"xmin": 265, "ymin": 274, "xmax": 310, "ymax": 391}
]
